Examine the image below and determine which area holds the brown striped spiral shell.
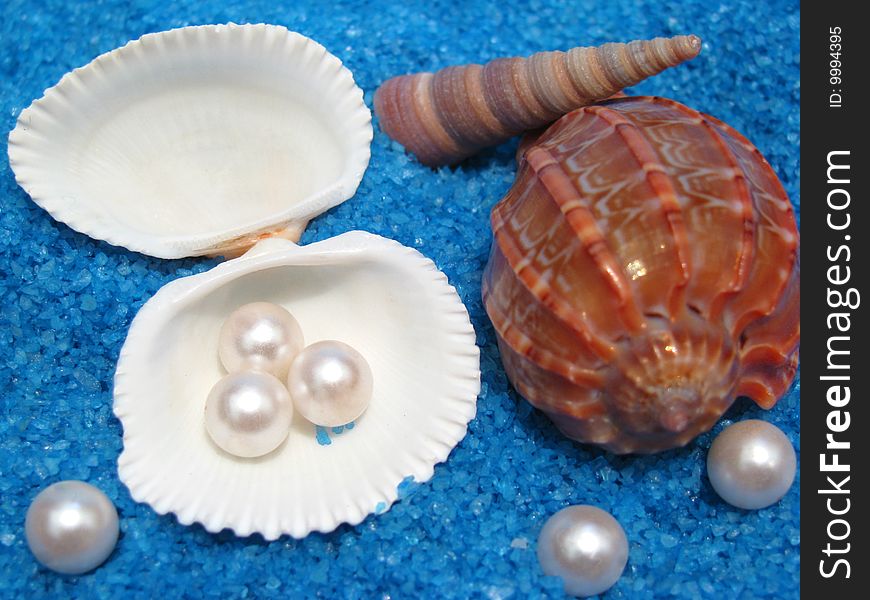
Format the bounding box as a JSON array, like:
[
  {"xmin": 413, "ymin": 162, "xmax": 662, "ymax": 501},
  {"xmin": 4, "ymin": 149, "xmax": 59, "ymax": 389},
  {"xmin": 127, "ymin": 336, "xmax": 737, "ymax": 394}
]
[
  {"xmin": 374, "ymin": 35, "xmax": 701, "ymax": 166},
  {"xmin": 482, "ymin": 97, "xmax": 799, "ymax": 454}
]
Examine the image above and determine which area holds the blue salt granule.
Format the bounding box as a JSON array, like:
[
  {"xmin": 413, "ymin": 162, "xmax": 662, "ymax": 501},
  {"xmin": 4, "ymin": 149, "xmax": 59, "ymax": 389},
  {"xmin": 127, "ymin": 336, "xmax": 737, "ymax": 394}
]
[
  {"xmin": 315, "ymin": 422, "xmax": 357, "ymax": 445},
  {"xmin": 315, "ymin": 426, "xmax": 333, "ymax": 446},
  {"xmin": 0, "ymin": 0, "xmax": 798, "ymax": 597}
]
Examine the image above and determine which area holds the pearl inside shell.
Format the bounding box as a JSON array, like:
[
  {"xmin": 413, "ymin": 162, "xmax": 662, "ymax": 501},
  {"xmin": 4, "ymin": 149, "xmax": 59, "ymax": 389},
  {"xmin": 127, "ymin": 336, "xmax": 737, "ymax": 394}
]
[
  {"xmin": 205, "ymin": 370, "xmax": 294, "ymax": 458},
  {"xmin": 537, "ymin": 505, "xmax": 629, "ymax": 597},
  {"xmin": 706, "ymin": 419, "xmax": 796, "ymax": 510},
  {"xmin": 218, "ymin": 302, "xmax": 304, "ymax": 380},
  {"xmin": 287, "ymin": 340, "xmax": 373, "ymax": 427},
  {"xmin": 25, "ymin": 481, "xmax": 119, "ymax": 575}
]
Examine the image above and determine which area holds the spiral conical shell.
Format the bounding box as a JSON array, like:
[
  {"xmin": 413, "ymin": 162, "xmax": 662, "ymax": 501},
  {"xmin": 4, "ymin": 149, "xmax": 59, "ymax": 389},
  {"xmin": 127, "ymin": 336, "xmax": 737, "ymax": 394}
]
[
  {"xmin": 482, "ymin": 97, "xmax": 799, "ymax": 454},
  {"xmin": 374, "ymin": 35, "xmax": 701, "ymax": 166}
]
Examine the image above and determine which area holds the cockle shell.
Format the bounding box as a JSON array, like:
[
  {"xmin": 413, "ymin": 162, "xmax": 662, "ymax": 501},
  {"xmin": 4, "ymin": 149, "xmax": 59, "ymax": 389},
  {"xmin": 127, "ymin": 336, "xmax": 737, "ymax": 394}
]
[
  {"xmin": 482, "ymin": 97, "xmax": 799, "ymax": 454},
  {"xmin": 7, "ymin": 24, "xmax": 372, "ymax": 259},
  {"xmin": 374, "ymin": 35, "xmax": 700, "ymax": 166},
  {"xmin": 114, "ymin": 233, "xmax": 480, "ymax": 539}
]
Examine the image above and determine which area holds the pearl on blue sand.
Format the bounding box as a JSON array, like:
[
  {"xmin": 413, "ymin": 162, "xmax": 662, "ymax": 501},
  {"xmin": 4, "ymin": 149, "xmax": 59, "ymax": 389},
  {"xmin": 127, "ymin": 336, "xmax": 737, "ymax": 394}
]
[
  {"xmin": 286, "ymin": 340, "xmax": 373, "ymax": 428},
  {"xmin": 537, "ymin": 505, "xmax": 629, "ymax": 597},
  {"xmin": 25, "ymin": 481, "xmax": 119, "ymax": 575},
  {"xmin": 218, "ymin": 302, "xmax": 304, "ymax": 380},
  {"xmin": 205, "ymin": 370, "xmax": 294, "ymax": 458},
  {"xmin": 706, "ymin": 419, "xmax": 796, "ymax": 510}
]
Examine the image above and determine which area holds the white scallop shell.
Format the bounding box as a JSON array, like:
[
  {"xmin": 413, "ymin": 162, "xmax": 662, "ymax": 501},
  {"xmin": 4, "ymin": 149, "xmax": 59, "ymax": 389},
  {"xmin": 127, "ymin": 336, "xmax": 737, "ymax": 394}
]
[
  {"xmin": 7, "ymin": 24, "xmax": 372, "ymax": 259},
  {"xmin": 113, "ymin": 232, "xmax": 480, "ymax": 539}
]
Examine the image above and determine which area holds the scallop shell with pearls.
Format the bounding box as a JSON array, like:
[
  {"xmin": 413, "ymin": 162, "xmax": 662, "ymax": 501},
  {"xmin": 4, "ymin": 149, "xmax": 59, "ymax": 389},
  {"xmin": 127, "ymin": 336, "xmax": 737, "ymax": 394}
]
[{"xmin": 113, "ymin": 232, "xmax": 480, "ymax": 539}]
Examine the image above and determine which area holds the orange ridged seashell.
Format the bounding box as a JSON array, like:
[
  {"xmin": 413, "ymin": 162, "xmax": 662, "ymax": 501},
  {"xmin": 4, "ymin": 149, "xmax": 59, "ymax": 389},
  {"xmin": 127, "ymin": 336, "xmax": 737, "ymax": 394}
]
[
  {"xmin": 482, "ymin": 96, "xmax": 800, "ymax": 454},
  {"xmin": 374, "ymin": 35, "xmax": 701, "ymax": 166}
]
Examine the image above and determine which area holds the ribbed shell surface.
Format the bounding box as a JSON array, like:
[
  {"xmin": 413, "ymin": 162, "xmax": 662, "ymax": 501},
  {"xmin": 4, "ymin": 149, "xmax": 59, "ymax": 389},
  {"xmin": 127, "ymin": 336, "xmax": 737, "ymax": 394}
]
[
  {"xmin": 482, "ymin": 96, "xmax": 799, "ymax": 454},
  {"xmin": 374, "ymin": 35, "xmax": 700, "ymax": 166}
]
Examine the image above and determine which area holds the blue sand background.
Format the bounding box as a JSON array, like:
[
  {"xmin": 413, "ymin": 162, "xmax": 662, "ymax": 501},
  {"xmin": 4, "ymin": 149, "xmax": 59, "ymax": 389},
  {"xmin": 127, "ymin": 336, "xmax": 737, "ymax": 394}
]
[{"xmin": 0, "ymin": 0, "xmax": 799, "ymax": 597}]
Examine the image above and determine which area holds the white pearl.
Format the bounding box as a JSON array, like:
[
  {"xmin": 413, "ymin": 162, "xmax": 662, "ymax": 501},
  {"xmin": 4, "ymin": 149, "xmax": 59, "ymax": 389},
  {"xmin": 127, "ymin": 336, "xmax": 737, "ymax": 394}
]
[
  {"xmin": 537, "ymin": 505, "xmax": 628, "ymax": 597},
  {"xmin": 218, "ymin": 302, "xmax": 304, "ymax": 380},
  {"xmin": 25, "ymin": 481, "xmax": 119, "ymax": 575},
  {"xmin": 707, "ymin": 419, "xmax": 796, "ymax": 510},
  {"xmin": 287, "ymin": 340, "xmax": 373, "ymax": 427},
  {"xmin": 205, "ymin": 371, "xmax": 293, "ymax": 458}
]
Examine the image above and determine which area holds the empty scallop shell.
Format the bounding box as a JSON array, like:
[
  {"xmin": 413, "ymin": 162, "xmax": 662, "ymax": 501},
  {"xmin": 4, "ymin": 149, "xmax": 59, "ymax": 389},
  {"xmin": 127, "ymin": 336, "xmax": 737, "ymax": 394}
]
[
  {"xmin": 113, "ymin": 233, "xmax": 480, "ymax": 539},
  {"xmin": 7, "ymin": 24, "xmax": 373, "ymax": 259}
]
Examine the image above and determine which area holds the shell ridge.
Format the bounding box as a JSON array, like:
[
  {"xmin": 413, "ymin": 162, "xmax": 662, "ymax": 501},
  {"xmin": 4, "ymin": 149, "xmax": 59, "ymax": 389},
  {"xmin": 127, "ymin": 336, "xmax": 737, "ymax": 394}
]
[
  {"xmin": 740, "ymin": 341, "xmax": 797, "ymax": 368},
  {"xmin": 726, "ymin": 222, "xmax": 798, "ymax": 339},
  {"xmin": 607, "ymin": 97, "xmax": 753, "ymax": 320},
  {"xmin": 736, "ymin": 352, "xmax": 798, "ymax": 409},
  {"xmin": 562, "ymin": 46, "xmax": 605, "ymax": 100},
  {"xmin": 489, "ymin": 210, "xmax": 617, "ymax": 361},
  {"xmin": 413, "ymin": 73, "xmax": 464, "ymax": 164},
  {"xmin": 482, "ymin": 226, "xmax": 613, "ymax": 370},
  {"xmin": 508, "ymin": 361, "xmax": 605, "ymax": 420},
  {"xmin": 527, "ymin": 52, "xmax": 570, "ymax": 115},
  {"xmin": 461, "ymin": 64, "xmax": 507, "ymax": 145},
  {"xmin": 585, "ymin": 104, "xmax": 691, "ymax": 318},
  {"xmin": 481, "ymin": 58, "xmax": 527, "ymax": 135},
  {"xmin": 525, "ymin": 144, "xmax": 645, "ymax": 333},
  {"xmin": 734, "ymin": 260, "xmax": 800, "ymax": 407},
  {"xmin": 615, "ymin": 43, "xmax": 645, "ymax": 85},
  {"xmin": 511, "ymin": 56, "xmax": 558, "ymax": 125},
  {"xmin": 431, "ymin": 67, "xmax": 476, "ymax": 150},
  {"xmin": 373, "ymin": 77, "xmax": 412, "ymax": 152},
  {"xmin": 688, "ymin": 111, "xmax": 758, "ymax": 320},
  {"xmin": 703, "ymin": 109, "xmax": 797, "ymax": 209},
  {"xmin": 482, "ymin": 291, "xmax": 606, "ymax": 388},
  {"xmin": 713, "ymin": 129, "xmax": 798, "ymax": 337},
  {"xmin": 597, "ymin": 43, "xmax": 636, "ymax": 90}
]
